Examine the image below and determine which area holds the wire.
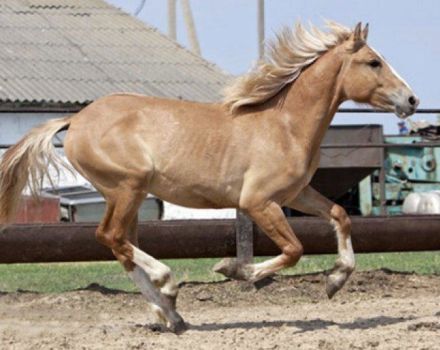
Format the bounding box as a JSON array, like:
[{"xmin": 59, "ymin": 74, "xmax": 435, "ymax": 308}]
[{"xmin": 134, "ymin": 0, "xmax": 147, "ymax": 16}]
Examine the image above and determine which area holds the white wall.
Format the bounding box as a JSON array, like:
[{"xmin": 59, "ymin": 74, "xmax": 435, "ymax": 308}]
[{"xmin": 0, "ymin": 112, "xmax": 68, "ymax": 145}]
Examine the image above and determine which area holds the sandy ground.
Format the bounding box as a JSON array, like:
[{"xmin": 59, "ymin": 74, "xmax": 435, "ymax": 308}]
[{"xmin": 1, "ymin": 270, "xmax": 439, "ymax": 350}]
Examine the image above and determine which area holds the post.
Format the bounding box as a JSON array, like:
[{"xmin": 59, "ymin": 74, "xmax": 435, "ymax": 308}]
[
  {"xmin": 235, "ymin": 210, "xmax": 254, "ymax": 264},
  {"xmin": 181, "ymin": 0, "xmax": 201, "ymax": 55},
  {"xmin": 379, "ymin": 167, "xmax": 387, "ymax": 215},
  {"xmin": 379, "ymin": 146, "xmax": 387, "ymax": 215},
  {"xmin": 257, "ymin": 0, "xmax": 265, "ymax": 59},
  {"xmin": 168, "ymin": 0, "xmax": 177, "ymax": 40}
]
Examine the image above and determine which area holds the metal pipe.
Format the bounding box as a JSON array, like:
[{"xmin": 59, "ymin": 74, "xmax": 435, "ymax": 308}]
[
  {"xmin": 257, "ymin": 0, "xmax": 265, "ymax": 59},
  {"xmin": 168, "ymin": 0, "xmax": 177, "ymax": 40},
  {"xmin": 379, "ymin": 150, "xmax": 387, "ymax": 215},
  {"xmin": 181, "ymin": 0, "xmax": 201, "ymax": 55},
  {"xmin": 337, "ymin": 108, "xmax": 440, "ymax": 114},
  {"xmin": 235, "ymin": 210, "xmax": 253, "ymax": 264},
  {"xmin": 1, "ymin": 216, "xmax": 439, "ymax": 263},
  {"xmin": 320, "ymin": 142, "xmax": 440, "ymax": 149},
  {"xmin": 0, "ymin": 106, "xmax": 439, "ymax": 114},
  {"xmin": 3, "ymin": 142, "xmax": 440, "ymax": 150}
]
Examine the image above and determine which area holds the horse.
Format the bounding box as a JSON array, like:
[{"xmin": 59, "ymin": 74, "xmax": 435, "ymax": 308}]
[{"xmin": 0, "ymin": 21, "xmax": 418, "ymax": 333}]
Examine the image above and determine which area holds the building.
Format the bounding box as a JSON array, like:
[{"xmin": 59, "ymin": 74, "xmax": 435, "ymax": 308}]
[
  {"xmin": 0, "ymin": 0, "xmax": 235, "ymax": 221},
  {"xmin": 0, "ymin": 0, "xmax": 230, "ymax": 144}
]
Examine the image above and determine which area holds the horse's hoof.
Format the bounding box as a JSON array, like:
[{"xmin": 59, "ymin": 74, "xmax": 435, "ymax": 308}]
[
  {"xmin": 148, "ymin": 323, "xmax": 167, "ymax": 332},
  {"xmin": 325, "ymin": 280, "xmax": 340, "ymax": 299},
  {"xmin": 213, "ymin": 258, "xmax": 253, "ymax": 281},
  {"xmin": 325, "ymin": 266, "xmax": 354, "ymax": 299},
  {"xmin": 169, "ymin": 318, "xmax": 187, "ymax": 334},
  {"xmin": 213, "ymin": 258, "xmax": 235, "ymax": 275}
]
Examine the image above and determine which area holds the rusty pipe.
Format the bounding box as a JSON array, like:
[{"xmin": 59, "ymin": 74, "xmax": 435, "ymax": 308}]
[{"xmin": 0, "ymin": 216, "xmax": 439, "ymax": 263}]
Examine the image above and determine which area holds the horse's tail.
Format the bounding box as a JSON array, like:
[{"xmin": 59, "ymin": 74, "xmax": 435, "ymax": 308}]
[{"xmin": 0, "ymin": 116, "xmax": 72, "ymax": 225}]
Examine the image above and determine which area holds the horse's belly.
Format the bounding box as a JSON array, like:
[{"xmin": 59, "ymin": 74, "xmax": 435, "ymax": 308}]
[
  {"xmin": 150, "ymin": 186, "xmax": 237, "ymax": 209},
  {"xmin": 149, "ymin": 174, "xmax": 240, "ymax": 209}
]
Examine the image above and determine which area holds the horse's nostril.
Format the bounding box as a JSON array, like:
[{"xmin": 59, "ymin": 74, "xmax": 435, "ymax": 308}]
[{"xmin": 408, "ymin": 96, "xmax": 416, "ymax": 106}]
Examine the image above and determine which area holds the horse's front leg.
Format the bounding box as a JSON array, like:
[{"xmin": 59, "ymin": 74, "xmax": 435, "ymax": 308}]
[
  {"xmin": 214, "ymin": 200, "xmax": 304, "ymax": 282},
  {"xmin": 287, "ymin": 185, "xmax": 355, "ymax": 298}
]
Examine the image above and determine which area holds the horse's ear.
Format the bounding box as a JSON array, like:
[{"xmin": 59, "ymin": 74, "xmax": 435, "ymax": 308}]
[
  {"xmin": 354, "ymin": 22, "xmax": 362, "ymax": 41},
  {"xmin": 362, "ymin": 23, "xmax": 369, "ymax": 41},
  {"xmin": 350, "ymin": 22, "xmax": 365, "ymax": 52}
]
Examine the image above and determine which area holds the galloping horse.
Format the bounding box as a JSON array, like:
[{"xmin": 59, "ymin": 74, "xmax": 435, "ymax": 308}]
[{"xmin": 0, "ymin": 22, "xmax": 418, "ymax": 333}]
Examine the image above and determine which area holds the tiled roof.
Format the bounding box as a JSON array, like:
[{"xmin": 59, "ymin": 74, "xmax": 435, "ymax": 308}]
[{"xmin": 0, "ymin": 0, "xmax": 231, "ymax": 105}]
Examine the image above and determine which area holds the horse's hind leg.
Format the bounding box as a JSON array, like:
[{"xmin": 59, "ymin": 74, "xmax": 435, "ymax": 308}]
[
  {"xmin": 127, "ymin": 214, "xmax": 179, "ymax": 308},
  {"xmin": 215, "ymin": 201, "xmax": 304, "ymax": 282},
  {"xmin": 96, "ymin": 186, "xmax": 185, "ymax": 333},
  {"xmin": 287, "ymin": 185, "xmax": 355, "ymax": 298}
]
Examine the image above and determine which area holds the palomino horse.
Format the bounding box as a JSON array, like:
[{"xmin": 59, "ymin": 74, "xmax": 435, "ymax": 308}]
[{"xmin": 0, "ymin": 22, "xmax": 418, "ymax": 333}]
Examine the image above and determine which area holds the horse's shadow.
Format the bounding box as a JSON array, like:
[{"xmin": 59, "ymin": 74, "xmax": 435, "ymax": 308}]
[{"xmin": 187, "ymin": 315, "xmax": 415, "ymax": 334}]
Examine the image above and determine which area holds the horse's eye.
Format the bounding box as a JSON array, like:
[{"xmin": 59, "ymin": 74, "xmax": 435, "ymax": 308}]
[{"xmin": 368, "ymin": 59, "xmax": 381, "ymax": 68}]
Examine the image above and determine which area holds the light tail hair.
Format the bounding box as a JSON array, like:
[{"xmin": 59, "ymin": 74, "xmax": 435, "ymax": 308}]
[{"xmin": 0, "ymin": 116, "xmax": 72, "ymax": 225}]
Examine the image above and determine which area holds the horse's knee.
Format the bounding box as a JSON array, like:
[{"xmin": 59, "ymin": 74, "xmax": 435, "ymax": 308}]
[{"xmin": 282, "ymin": 243, "xmax": 303, "ymax": 266}]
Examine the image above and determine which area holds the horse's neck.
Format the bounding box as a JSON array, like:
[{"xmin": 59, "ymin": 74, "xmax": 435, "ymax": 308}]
[{"xmin": 280, "ymin": 49, "xmax": 344, "ymax": 153}]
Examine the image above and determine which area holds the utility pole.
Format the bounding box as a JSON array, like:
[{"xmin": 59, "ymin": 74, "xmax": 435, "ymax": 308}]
[
  {"xmin": 258, "ymin": 0, "xmax": 265, "ymax": 59},
  {"xmin": 181, "ymin": 0, "xmax": 201, "ymax": 55},
  {"xmin": 168, "ymin": 0, "xmax": 177, "ymax": 40}
]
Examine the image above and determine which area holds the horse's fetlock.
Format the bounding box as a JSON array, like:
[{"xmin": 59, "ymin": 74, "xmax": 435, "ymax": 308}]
[{"xmin": 335, "ymin": 257, "xmax": 355, "ymax": 273}]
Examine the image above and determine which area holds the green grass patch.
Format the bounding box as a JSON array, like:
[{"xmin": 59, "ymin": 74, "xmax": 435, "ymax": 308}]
[{"xmin": 0, "ymin": 252, "xmax": 438, "ymax": 293}]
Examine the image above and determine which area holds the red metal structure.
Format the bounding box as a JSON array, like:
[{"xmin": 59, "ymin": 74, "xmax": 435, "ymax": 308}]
[{"xmin": 14, "ymin": 196, "xmax": 59, "ymax": 224}]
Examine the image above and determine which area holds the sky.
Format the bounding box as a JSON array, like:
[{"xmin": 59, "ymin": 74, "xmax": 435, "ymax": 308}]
[{"xmin": 105, "ymin": 0, "xmax": 440, "ymax": 134}]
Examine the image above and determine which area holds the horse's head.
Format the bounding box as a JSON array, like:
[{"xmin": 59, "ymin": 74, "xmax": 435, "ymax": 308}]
[{"xmin": 339, "ymin": 23, "xmax": 419, "ymax": 118}]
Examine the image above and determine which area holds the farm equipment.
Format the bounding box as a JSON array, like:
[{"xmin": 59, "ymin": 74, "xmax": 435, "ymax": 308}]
[
  {"xmin": 290, "ymin": 123, "xmax": 440, "ymax": 217},
  {"xmin": 42, "ymin": 186, "xmax": 163, "ymax": 222},
  {"xmin": 359, "ymin": 134, "xmax": 440, "ymax": 215}
]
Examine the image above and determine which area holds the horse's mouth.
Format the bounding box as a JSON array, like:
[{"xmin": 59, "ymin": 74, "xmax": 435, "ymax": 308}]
[
  {"xmin": 394, "ymin": 105, "xmax": 417, "ymax": 119},
  {"xmin": 371, "ymin": 101, "xmax": 415, "ymax": 119}
]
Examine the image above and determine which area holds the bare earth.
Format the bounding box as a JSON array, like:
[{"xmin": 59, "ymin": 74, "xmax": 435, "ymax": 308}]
[{"xmin": 1, "ymin": 270, "xmax": 439, "ymax": 350}]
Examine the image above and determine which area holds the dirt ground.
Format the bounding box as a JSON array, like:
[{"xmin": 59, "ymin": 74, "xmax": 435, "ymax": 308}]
[{"xmin": 1, "ymin": 270, "xmax": 439, "ymax": 350}]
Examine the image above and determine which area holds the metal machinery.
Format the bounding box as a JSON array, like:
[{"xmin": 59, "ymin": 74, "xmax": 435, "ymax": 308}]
[
  {"xmin": 43, "ymin": 186, "xmax": 163, "ymax": 222},
  {"xmin": 359, "ymin": 134, "xmax": 440, "ymax": 215},
  {"xmin": 285, "ymin": 120, "xmax": 440, "ymax": 217}
]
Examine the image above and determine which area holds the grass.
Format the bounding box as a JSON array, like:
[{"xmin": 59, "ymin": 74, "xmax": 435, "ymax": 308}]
[{"xmin": 0, "ymin": 252, "xmax": 439, "ymax": 293}]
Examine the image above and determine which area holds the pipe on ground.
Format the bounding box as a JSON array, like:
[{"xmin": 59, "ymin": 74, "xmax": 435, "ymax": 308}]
[{"xmin": 0, "ymin": 216, "xmax": 439, "ymax": 263}]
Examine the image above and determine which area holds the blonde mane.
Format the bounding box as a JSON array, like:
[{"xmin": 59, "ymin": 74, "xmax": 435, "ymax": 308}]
[{"xmin": 223, "ymin": 21, "xmax": 352, "ymax": 113}]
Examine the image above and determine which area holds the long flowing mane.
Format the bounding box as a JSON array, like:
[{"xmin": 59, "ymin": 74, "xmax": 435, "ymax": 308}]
[{"xmin": 223, "ymin": 21, "xmax": 352, "ymax": 113}]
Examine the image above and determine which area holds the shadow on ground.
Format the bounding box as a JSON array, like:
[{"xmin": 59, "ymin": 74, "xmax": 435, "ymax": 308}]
[{"xmin": 187, "ymin": 315, "xmax": 415, "ymax": 334}]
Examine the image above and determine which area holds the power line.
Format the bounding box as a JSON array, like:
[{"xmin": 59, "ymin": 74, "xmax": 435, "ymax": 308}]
[{"xmin": 134, "ymin": 0, "xmax": 146, "ymax": 16}]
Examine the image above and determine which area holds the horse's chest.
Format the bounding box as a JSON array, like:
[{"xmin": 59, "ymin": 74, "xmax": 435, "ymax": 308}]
[{"xmin": 278, "ymin": 150, "xmax": 321, "ymax": 196}]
